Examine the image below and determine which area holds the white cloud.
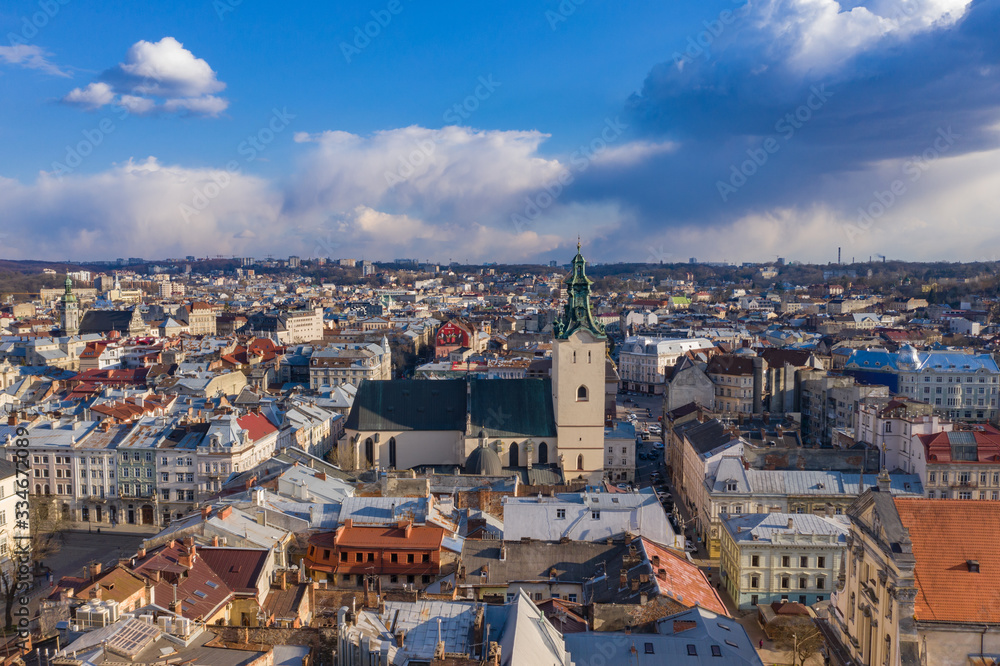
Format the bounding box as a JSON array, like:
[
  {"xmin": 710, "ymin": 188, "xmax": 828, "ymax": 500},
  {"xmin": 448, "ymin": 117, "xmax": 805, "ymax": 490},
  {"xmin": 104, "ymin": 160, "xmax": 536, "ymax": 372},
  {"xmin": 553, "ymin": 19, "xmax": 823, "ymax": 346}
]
[
  {"xmin": 119, "ymin": 36, "xmax": 225, "ymax": 98},
  {"xmin": 61, "ymin": 37, "xmax": 228, "ymax": 117},
  {"xmin": 759, "ymin": 0, "xmax": 972, "ymax": 73},
  {"xmin": 117, "ymin": 94, "xmax": 157, "ymax": 115},
  {"xmin": 0, "ymin": 44, "xmax": 69, "ymax": 77},
  {"xmin": 162, "ymin": 95, "xmax": 229, "ymax": 116},
  {"xmin": 63, "ymin": 82, "xmax": 115, "ymax": 109},
  {"xmin": 590, "ymin": 140, "xmax": 677, "ymax": 167}
]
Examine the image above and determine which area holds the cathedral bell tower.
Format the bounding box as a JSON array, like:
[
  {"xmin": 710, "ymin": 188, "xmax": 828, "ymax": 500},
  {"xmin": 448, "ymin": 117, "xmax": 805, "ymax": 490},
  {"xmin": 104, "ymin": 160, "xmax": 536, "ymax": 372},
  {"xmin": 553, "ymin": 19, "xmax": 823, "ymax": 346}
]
[
  {"xmin": 551, "ymin": 243, "xmax": 607, "ymax": 483},
  {"xmin": 60, "ymin": 276, "xmax": 80, "ymax": 337}
]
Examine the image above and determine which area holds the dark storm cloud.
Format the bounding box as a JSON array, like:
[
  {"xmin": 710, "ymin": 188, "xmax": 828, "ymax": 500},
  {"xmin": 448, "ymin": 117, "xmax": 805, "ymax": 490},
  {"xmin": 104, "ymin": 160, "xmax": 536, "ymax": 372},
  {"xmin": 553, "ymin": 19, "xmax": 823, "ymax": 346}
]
[{"xmin": 567, "ymin": 0, "xmax": 1000, "ymax": 239}]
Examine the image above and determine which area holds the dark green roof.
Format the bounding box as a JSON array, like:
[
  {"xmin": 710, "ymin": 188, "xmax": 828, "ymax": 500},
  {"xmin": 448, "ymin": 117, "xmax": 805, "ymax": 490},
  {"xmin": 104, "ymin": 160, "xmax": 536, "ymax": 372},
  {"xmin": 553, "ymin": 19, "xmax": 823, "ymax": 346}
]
[
  {"xmin": 469, "ymin": 378, "xmax": 556, "ymax": 438},
  {"xmin": 345, "ymin": 377, "xmax": 558, "ymax": 439},
  {"xmin": 345, "ymin": 379, "xmax": 467, "ymax": 431}
]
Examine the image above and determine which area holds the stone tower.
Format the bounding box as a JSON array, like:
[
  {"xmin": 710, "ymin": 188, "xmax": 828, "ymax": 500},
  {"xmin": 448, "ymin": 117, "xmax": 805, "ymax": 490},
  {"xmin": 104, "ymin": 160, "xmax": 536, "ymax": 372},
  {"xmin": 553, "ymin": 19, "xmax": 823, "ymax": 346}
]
[
  {"xmin": 60, "ymin": 275, "xmax": 80, "ymax": 337},
  {"xmin": 551, "ymin": 243, "xmax": 607, "ymax": 483}
]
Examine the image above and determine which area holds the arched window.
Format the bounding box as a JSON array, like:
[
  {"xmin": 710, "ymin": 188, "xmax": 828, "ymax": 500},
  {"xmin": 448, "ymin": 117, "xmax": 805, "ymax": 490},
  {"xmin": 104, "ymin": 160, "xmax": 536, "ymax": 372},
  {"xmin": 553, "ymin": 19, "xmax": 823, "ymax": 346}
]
[
  {"xmin": 538, "ymin": 442, "xmax": 548, "ymax": 465},
  {"xmin": 577, "ymin": 385, "xmax": 589, "ymax": 401},
  {"xmin": 364, "ymin": 438, "xmax": 374, "ymax": 466},
  {"xmin": 388, "ymin": 437, "xmax": 397, "ymax": 469},
  {"xmin": 509, "ymin": 443, "xmax": 519, "ymax": 467},
  {"xmin": 577, "ymin": 454, "xmax": 584, "ymax": 471}
]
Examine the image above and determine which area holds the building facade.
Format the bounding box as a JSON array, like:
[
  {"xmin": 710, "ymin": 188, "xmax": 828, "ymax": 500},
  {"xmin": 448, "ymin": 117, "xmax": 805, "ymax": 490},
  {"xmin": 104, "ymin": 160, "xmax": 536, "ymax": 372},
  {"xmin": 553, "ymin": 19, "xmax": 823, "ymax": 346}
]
[{"xmin": 720, "ymin": 512, "xmax": 846, "ymax": 610}]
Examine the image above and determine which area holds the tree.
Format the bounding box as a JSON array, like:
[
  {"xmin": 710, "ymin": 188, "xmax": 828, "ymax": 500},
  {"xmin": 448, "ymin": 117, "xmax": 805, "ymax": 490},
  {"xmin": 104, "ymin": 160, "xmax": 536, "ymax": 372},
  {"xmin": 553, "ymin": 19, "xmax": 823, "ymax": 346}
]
[
  {"xmin": 771, "ymin": 620, "xmax": 824, "ymax": 666},
  {"xmin": 0, "ymin": 498, "xmax": 70, "ymax": 629}
]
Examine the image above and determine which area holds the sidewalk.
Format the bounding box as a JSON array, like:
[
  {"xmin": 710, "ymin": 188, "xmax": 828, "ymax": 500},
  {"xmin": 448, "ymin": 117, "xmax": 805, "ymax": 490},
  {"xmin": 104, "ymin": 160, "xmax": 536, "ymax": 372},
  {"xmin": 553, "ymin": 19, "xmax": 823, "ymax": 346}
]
[{"xmin": 63, "ymin": 521, "xmax": 161, "ymax": 536}]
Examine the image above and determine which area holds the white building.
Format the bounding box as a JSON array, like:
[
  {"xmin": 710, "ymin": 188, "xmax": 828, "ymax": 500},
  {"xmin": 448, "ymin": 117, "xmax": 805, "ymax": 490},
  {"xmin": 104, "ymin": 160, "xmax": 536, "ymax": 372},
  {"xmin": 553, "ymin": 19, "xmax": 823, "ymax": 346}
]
[
  {"xmin": 719, "ymin": 512, "xmax": 847, "ymax": 610},
  {"xmin": 618, "ymin": 336, "xmax": 716, "ymax": 394},
  {"xmin": 502, "ymin": 487, "xmax": 678, "ymax": 547}
]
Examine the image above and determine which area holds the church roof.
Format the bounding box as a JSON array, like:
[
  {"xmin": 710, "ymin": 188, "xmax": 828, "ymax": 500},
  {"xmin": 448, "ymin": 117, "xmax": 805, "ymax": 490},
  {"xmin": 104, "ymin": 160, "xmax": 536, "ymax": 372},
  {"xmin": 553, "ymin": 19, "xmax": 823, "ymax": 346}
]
[
  {"xmin": 345, "ymin": 377, "xmax": 557, "ymax": 439},
  {"xmin": 345, "ymin": 379, "xmax": 467, "ymax": 432},
  {"xmin": 79, "ymin": 309, "xmax": 141, "ymax": 335},
  {"xmin": 469, "ymin": 378, "xmax": 556, "ymax": 438}
]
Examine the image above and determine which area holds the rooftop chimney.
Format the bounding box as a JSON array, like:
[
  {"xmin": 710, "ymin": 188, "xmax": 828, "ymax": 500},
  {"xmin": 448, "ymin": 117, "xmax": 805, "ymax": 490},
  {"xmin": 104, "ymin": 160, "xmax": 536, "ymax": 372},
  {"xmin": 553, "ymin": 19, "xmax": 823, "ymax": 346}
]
[{"xmin": 786, "ymin": 518, "xmax": 794, "ymax": 530}]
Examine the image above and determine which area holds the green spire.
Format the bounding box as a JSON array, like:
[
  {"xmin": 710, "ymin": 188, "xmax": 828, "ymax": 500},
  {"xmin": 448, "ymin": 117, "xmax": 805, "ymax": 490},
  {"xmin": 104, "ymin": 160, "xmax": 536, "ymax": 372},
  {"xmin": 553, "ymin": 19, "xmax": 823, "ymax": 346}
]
[
  {"xmin": 62, "ymin": 276, "xmax": 76, "ymax": 303},
  {"xmin": 554, "ymin": 242, "xmax": 606, "ymax": 340}
]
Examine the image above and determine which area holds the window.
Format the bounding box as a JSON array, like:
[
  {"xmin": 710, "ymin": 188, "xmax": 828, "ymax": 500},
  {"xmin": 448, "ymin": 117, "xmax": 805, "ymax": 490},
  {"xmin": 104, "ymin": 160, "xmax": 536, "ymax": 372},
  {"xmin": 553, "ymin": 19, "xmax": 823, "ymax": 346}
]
[
  {"xmin": 781, "ymin": 556, "xmax": 790, "ymax": 568},
  {"xmin": 750, "ymin": 576, "xmax": 759, "ymax": 589},
  {"xmin": 817, "ymin": 577, "xmax": 825, "ymax": 589},
  {"xmin": 568, "ymin": 594, "xmax": 577, "ymax": 602},
  {"xmin": 687, "ymin": 645, "xmax": 697, "ymax": 656},
  {"xmin": 799, "ymin": 577, "xmax": 807, "ymax": 589},
  {"xmin": 161, "ymin": 473, "xmax": 169, "ymax": 482},
  {"xmin": 591, "ymin": 511, "xmax": 600, "ymax": 520},
  {"xmin": 750, "ymin": 594, "xmax": 758, "ymax": 605},
  {"xmin": 750, "ymin": 555, "xmax": 759, "ymax": 567},
  {"xmin": 781, "ymin": 577, "xmax": 790, "ymax": 589},
  {"xmin": 711, "ymin": 645, "xmax": 722, "ymax": 657},
  {"xmin": 0, "ymin": 511, "xmax": 5, "ymax": 526},
  {"xmin": 576, "ymin": 385, "xmax": 589, "ymax": 401},
  {"xmin": 960, "ymin": 491, "xmax": 972, "ymax": 500},
  {"xmin": 355, "ymin": 553, "xmax": 363, "ymax": 562},
  {"xmin": 390, "ymin": 553, "xmax": 398, "ymax": 563},
  {"xmin": 556, "ymin": 509, "xmax": 566, "ymax": 519},
  {"xmin": 422, "ymin": 553, "xmax": 430, "ymax": 563},
  {"xmin": 817, "ymin": 556, "xmax": 825, "ymax": 568},
  {"xmin": 644, "ymin": 643, "xmax": 654, "ymax": 655},
  {"xmin": 800, "ymin": 556, "xmax": 808, "ymax": 568},
  {"xmin": 407, "ymin": 554, "xmax": 415, "ymax": 563}
]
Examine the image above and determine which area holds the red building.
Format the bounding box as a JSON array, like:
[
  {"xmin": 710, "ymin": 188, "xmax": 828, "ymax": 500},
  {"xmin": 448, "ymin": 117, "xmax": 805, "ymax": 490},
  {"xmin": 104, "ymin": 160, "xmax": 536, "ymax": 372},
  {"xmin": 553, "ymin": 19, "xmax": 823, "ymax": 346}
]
[
  {"xmin": 304, "ymin": 519, "xmax": 447, "ymax": 589},
  {"xmin": 435, "ymin": 319, "xmax": 479, "ymax": 360}
]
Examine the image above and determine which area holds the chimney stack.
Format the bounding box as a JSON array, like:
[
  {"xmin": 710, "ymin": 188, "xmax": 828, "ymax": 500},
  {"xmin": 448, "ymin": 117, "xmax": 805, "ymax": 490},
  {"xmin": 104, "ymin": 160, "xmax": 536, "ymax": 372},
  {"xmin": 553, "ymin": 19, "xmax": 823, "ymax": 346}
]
[{"xmin": 786, "ymin": 518, "xmax": 794, "ymax": 530}]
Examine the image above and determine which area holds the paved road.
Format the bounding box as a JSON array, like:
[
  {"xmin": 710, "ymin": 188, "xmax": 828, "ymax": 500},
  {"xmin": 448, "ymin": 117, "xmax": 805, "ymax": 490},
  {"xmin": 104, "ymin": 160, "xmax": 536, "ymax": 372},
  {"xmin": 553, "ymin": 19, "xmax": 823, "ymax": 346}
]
[{"xmin": 45, "ymin": 531, "xmax": 148, "ymax": 579}]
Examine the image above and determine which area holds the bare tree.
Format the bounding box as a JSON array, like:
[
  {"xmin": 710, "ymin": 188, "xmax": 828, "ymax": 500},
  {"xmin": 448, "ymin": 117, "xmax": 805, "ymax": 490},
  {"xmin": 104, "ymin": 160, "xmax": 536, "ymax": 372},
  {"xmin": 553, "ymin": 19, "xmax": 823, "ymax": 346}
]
[
  {"xmin": 772, "ymin": 620, "xmax": 824, "ymax": 666},
  {"xmin": 0, "ymin": 498, "xmax": 69, "ymax": 629}
]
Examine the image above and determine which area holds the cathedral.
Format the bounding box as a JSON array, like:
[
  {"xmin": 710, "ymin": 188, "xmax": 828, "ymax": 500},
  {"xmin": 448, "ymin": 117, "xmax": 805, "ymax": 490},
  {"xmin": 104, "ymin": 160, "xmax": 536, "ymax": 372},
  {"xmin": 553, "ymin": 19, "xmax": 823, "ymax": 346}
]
[
  {"xmin": 58, "ymin": 276, "xmax": 145, "ymax": 338},
  {"xmin": 339, "ymin": 244, "xmax": 609, "ymax": 483}
]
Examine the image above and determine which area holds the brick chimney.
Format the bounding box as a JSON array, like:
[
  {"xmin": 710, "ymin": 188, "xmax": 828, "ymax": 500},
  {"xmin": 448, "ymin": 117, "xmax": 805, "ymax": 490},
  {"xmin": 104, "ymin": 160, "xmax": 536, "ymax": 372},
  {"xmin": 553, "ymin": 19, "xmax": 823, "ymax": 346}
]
[
  {"xmin": 218, "ymin": 505, "xmax": 233, "ymax": 520},
  {"xmin": 202, "ymin": 505, "xmax": 212, "ymax": 520},
  {"xmin": 137, "ymin": 546, "xmax": 147, "ymax": 559},
  {"xmin": 212, "ymin": 535, "xmax": 220, "ymax": 547}
]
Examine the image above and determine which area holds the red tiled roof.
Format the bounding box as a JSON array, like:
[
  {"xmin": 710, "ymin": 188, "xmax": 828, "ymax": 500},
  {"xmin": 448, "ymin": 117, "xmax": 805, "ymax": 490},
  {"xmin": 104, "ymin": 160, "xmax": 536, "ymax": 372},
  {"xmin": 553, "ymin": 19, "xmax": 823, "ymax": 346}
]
[
  {"xmin": 132, "ymin": 542, "xmax": 234, "ymax": 621},
  {"xmin": 639, "ymin": 538, "xmax": 728, "ymax": 616},
  {"xmin": 235, "ymin": 412, "xmax": 278, "ymax": 442},
  {"xmin": 197, "ymin": 547, "xmax": 269, "ymax": 598},
  {"xmin": 894, "ymin": 498, "xmax": 1000, "ymax": 624},
  {"xmin": 918, "ymin": 428, "xmax": 1000, "ymax": 463},
  {"xmin": 310, "ymin": 524, "xmax": 445, "ymax": 550},
  {"xmin": 73, "ymin": 368, "xmax": 149, "ymax": 385}
]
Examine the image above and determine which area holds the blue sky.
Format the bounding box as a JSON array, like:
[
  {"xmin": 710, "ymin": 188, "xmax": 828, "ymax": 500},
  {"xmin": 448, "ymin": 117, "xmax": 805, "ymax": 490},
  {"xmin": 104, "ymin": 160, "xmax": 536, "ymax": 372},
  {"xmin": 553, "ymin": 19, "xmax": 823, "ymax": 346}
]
[{"xmin": 1, "ymin": 0, "xmax": 999, "ymax": 264}]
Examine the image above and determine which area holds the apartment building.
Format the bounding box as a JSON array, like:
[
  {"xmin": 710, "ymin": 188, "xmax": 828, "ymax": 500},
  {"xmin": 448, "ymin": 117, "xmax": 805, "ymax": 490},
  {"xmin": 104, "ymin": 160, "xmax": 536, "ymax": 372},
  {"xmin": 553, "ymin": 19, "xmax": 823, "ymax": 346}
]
[
  {"xmin": 832, "ymin": 485, "xmax": 1000, "ymax": 666},
  {"xmin": 617, "ymin": 336, "xmax": 715, "ymax": 395},
  {"xmin": 706, "ymin": 354, "xmax": 764, "ymax": 414},
  {"xmin": 703, "ymin": 457, "xmax": 923, "ymax": 559},
  {"xmin": 308, "ymin": 340, "xmax": 392, "ymax": 390},
  {"xmin": 720, "ymin": 512, "xmax": 846, "ymax": 610}
]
